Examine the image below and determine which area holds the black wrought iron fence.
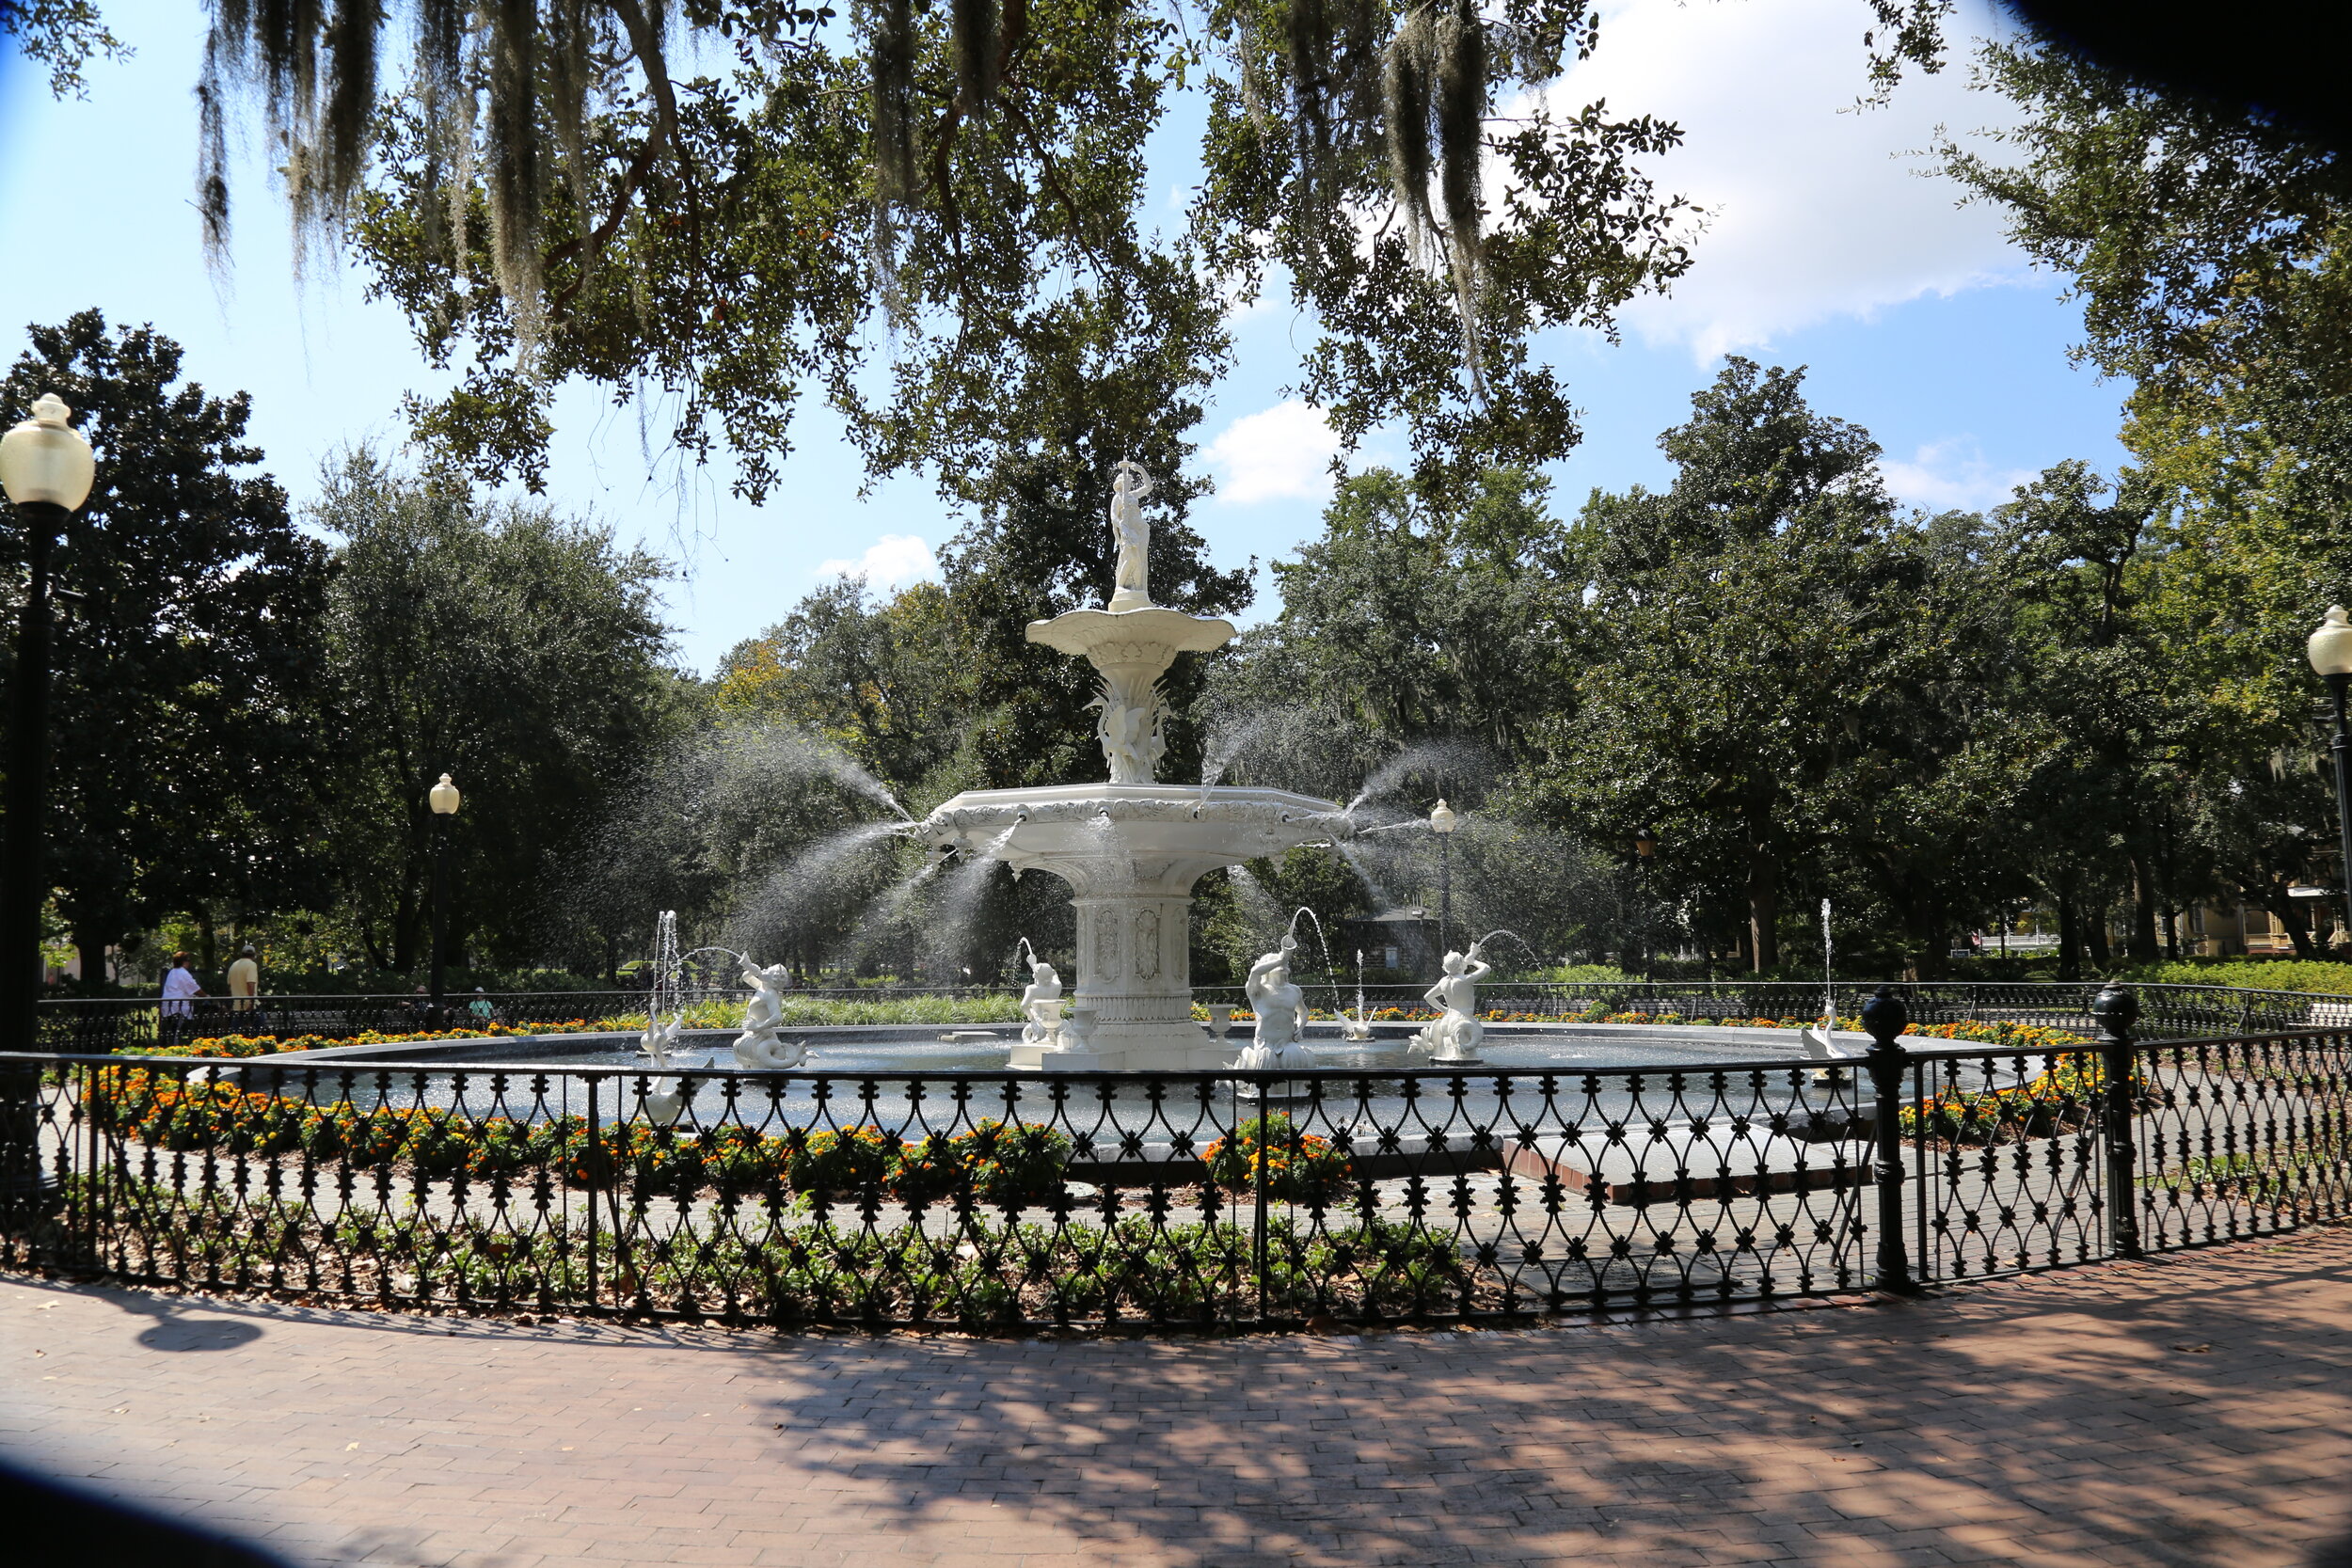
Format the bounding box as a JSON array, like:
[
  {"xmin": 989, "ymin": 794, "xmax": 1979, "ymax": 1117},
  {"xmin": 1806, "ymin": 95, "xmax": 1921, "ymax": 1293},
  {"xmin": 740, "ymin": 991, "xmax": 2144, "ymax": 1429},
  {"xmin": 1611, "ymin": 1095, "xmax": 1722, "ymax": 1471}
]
[{"xmin": 3, "ymin": 990, "xmax": 2344, "ymax": 1328}]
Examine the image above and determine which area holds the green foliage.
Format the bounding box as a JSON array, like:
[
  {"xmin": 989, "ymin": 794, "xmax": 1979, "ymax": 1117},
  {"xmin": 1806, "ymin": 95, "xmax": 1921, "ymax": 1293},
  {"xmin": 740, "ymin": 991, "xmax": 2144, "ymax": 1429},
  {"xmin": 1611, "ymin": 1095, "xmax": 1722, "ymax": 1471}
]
[
  {"xmin": 1938, "ymin": 26, "xmax": 2352, "ymax": 967},
  {"xmin": 135, "ymin": 0, "xmax": 1749, "ymax": 513},
  {"xmin": 1519, "ymin": 358, "xmax": 2017, "ymax": 973},
  {"xmin": 309, "ymin": 451, "xmax": 691, "ymax": 975},
  {"xmin": 0, "ymin": 0, "xmax": 128, "ymax": 95},
  {"xmin": 1211, "ymin": 467, "xmax": 1566, "ymax": 768},
  {"xmin": 2, "ymin": 311, "xmax": 335, "ymax": 980}
]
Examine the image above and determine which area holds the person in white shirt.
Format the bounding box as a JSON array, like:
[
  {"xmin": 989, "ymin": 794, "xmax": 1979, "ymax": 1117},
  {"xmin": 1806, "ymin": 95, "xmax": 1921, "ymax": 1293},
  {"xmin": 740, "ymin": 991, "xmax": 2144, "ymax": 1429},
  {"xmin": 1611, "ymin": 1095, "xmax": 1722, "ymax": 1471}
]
[{"xmin": 160, "ymin": 953, "xmax": 204, "ymax": 1043}]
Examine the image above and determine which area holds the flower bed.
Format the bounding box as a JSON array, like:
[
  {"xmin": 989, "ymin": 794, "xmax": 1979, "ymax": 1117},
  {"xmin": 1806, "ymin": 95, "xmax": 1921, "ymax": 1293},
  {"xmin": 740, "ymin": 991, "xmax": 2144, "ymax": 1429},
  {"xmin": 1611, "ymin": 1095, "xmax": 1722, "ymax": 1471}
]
[
  {"xmin": 1892, "ymin": 1023, "xmax": 2110, "ymax": 1146},
  {"xmin": 1204, "ymin": 1114, "xmax": 1357, "ymax": 1203},
  {"xmin": 85, "ymin": 1049, "xmax": 1077, "ymax": 1203},
  {"xmin": 175, "ymin": 1023, "xmax": 611, "ymax": 1055}
]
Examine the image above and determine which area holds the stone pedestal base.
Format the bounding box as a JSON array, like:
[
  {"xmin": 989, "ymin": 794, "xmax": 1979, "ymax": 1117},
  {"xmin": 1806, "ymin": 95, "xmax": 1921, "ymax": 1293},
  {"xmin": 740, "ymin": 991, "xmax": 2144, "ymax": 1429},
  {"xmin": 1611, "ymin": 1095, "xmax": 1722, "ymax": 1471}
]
[{"xmin": 1009, "ymin": 1044, "xmax": 1110, "ymax": 1071}]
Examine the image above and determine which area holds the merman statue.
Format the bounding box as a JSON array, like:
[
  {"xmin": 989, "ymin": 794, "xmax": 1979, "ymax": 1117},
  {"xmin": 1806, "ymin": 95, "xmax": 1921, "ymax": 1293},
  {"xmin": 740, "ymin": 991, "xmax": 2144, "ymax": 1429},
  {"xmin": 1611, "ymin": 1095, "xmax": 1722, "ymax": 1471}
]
[
  {"xmin": 1414, "ymin": 942, "xmax": 1492, "ymax": 1063},
  {"xmin": 733, "ymin": 956, "xmax": 806, "ymax": 1069},
  {"xmin": 1020, "ymin": 960, "xmax": 1064, "ymax": 1049},
  {"xmin": 1233, "ymin": 936, "xmax": 1316, "ymax": 1070}
]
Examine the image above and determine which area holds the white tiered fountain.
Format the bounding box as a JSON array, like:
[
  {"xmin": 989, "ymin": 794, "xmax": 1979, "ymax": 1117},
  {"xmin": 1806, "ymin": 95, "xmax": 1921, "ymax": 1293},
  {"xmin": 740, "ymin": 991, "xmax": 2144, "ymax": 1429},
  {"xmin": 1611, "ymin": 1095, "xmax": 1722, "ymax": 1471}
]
[{"xmin": 924, "ymin": 462, "xmax": 1343, "ymax": 1069}]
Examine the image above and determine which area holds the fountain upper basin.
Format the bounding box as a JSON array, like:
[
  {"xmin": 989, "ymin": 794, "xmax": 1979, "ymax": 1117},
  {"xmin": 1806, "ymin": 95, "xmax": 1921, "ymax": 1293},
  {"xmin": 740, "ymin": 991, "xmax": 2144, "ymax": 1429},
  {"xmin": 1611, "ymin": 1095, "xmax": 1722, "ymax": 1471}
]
[{"xmin": 923, "ymin": 783, "xmax": 1345, "ymax": 884}]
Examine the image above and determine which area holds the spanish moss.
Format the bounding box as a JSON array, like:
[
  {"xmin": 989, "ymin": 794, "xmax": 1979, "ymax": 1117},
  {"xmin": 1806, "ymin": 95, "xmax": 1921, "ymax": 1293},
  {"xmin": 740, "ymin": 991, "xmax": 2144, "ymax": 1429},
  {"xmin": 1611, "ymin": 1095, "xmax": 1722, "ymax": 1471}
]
[
  {"xmin": 952, "ymin": 0, "xmax": 1000, "ymax": 115},
  {"xmin": 869, "ymin": 0, "xmax": 916, "ymax": 200},
  {"xmin": 1380, "ymin": 7, "xmax": 1434, "ymax": 262},
  {"xmin": 1432, "ymin": 0, "xmax": 1486, "ymax": 390},
  {"xmin": 484, "ymin": 0, "xmax": 546, "ymax": 349}
]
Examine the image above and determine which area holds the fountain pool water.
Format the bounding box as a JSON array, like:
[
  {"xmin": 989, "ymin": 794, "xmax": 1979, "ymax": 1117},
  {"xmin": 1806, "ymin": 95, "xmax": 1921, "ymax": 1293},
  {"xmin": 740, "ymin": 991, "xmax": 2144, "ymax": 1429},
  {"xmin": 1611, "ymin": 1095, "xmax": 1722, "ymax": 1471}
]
[{"xmin": 282, "ymin": 1021, "xmax": 1860, "ymax": 1142}]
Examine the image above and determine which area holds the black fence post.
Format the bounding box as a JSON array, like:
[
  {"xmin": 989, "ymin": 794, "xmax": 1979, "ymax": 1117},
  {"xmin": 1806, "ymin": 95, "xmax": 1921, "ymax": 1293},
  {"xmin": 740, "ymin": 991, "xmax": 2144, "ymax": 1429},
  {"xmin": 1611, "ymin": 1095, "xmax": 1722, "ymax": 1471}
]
[
  {"xmin": 1252, "ymin": 1090, "xmax": 1269, "ymax": 1323},
  {"xmin": 1861, "ymin": 986, "xmax": 1918, "ymax": 1294},
  {"xmin": 2091, "ymin": 981, "xmax": 2143, "ymax": 1259},
  {"xmin": 585, "ymin": 1076, "xmax": 601, "ymax": 1311}
]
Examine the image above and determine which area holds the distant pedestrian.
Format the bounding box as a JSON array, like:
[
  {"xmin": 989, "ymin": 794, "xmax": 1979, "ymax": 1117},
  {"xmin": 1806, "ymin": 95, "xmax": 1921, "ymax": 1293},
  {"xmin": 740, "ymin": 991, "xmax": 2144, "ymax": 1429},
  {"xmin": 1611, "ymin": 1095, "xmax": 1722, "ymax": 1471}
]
[
  {"xmin": 227, "ymin": 944, "xmax": 260, "ymax": 1013},
  {"xmin": 469, "ymin": 987, "xmax": 495, "ymax": 1022},
  {"xmin": 160, "ymin": 953, "xmax": 203, "ymax": 1043}
]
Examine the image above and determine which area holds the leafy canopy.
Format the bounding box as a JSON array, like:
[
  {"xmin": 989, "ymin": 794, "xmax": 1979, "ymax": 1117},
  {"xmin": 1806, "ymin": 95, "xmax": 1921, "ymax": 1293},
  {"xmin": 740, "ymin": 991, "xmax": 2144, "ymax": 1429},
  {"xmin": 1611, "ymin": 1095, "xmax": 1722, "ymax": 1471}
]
[{"xmin": 37, "ymin": 0, "xmax": 1956, "ymax": 504}]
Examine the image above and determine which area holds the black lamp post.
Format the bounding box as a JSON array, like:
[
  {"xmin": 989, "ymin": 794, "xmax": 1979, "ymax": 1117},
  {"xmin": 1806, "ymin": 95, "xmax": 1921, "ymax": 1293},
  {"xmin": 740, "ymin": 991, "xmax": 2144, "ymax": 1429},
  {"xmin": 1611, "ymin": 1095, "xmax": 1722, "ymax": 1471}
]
[
  {"xmin": 1429, "ymin": 798, "xmax": 1458, "ymax": 955},
  {"xmin": 0, "ymin": 394, "xmax": 95, "ymax": 1054},
  {"xmin": 2307, "ymin": 607, "xmax": 2352, "ymax": 940},
  {"xmin": 1632, "ymin": 827, "xmax": 1657, "ymax": 973},
  {"xmin": 428, "ymin": 772, "xmax": 460, "ymax": 1013}
]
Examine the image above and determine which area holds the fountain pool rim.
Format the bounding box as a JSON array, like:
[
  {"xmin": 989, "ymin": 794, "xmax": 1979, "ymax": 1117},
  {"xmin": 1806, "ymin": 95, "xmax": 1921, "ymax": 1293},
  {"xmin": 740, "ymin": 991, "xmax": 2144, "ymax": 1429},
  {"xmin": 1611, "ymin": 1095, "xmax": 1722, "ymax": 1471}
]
[{"xmin": 167, "ymin": 1021, "xmax": 1881, "ymax": 1075}]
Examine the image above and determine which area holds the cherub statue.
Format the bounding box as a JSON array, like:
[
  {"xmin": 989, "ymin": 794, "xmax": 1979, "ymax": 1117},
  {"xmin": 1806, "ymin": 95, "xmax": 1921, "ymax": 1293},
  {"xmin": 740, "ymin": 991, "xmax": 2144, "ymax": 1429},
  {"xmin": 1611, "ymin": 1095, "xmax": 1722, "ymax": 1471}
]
[
  {"xmin": 1414, "ymin": 943, "xmax": 1492, "ymax": 1062},
  {"xmin": 1020, "ymin": 959, "xmax": 1064, "ymax": 1048},
  {"xmin": 733, "ymin": 957, "xmax": 806, "ymax": 1069}
]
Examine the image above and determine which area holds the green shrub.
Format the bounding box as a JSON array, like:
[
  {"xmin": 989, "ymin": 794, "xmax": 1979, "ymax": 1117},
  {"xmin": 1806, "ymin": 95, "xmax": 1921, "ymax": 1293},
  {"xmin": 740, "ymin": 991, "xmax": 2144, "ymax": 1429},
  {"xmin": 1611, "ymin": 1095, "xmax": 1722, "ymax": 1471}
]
[{"xmin": 2114, "ymin": 958, "xmax": 2352, "ymax": 995}]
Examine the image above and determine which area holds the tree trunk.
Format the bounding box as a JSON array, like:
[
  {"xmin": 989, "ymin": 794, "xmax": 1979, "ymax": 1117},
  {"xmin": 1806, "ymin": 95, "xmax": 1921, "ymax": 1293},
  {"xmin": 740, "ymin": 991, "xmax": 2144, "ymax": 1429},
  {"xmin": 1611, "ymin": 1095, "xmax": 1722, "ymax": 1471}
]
[
  {"xmin": 2162, "ymin": 905, "xmax": 2181, "ymax": 960},
  {"xmin": 2056, "ymin": 895, "xmax": 2081, "ymax": 981},
  {"xmin": 2086, "ymin": 903, "xmax": 2111, "ymax": 971},
  {"xmin": 71, "ymin": 919, "xmax": 115, "ymax": 992},
  {"xmin": 2281, "ymin": 895, "xmax": 2316, "ymax": 958},
  {"xmin": 1744, "ymin": 835, "xmax": 1778, "ymax": 973},
  {"xmin": 2126, "ymin": 856, "xmax": 2160, "ymax": 963},
  {"xmin": 392, "ymin": 888, "xmax": 421, "ymax": 974}
]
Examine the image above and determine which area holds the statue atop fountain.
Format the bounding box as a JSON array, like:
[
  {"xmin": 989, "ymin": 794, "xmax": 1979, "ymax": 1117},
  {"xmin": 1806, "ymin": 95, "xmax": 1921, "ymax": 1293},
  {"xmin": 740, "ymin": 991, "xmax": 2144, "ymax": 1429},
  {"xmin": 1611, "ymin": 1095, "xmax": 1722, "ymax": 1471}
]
[
  {"xmin": 733, "ymin": 957, "xmax": 806, "ymax": 1069},
  {"xmin": 1413, "ymin": 942, "xmax": 1492, "ymax": 1064},
  {"xmin": 1024, "ymin": 461, "xmax": 1232, "ymax": 786},
  {"xmin": 1109, "ymin": 458, "xmax": 1152, "ymax": 612}
]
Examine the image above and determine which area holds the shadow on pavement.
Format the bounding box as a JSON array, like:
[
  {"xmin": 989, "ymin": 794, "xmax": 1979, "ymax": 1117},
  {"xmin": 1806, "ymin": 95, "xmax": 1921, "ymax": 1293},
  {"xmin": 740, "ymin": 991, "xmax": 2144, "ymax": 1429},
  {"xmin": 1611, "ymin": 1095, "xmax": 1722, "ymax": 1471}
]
[{"xmin": 2, "ymin": 1458, "xmax": 292, "ymax": 1567}]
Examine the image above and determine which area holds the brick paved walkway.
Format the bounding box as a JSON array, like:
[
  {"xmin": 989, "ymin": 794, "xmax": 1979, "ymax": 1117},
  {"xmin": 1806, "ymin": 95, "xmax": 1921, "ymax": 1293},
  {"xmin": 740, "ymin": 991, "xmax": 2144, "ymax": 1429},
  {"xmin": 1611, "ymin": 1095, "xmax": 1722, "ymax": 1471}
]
[{"xmin": 6, "ymin": 1229, "xmax": 2351, "ymax": 1568}]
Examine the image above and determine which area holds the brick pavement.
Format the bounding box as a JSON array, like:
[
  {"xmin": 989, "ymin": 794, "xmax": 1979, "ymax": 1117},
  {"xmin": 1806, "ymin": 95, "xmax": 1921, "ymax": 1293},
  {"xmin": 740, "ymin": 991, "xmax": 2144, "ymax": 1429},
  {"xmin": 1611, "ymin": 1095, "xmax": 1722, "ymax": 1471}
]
[{"xmin": 5, "ymin": 1228, "xmax": 2351, "ymax": 1568}]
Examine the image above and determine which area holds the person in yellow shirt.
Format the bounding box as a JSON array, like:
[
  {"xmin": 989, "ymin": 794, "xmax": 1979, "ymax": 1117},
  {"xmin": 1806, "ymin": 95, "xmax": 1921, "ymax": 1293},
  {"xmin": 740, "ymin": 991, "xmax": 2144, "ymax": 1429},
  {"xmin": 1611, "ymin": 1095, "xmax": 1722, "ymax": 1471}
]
[{"xmin": 227, "ymin": 944, "xmax": 261, "ymax": 1013}]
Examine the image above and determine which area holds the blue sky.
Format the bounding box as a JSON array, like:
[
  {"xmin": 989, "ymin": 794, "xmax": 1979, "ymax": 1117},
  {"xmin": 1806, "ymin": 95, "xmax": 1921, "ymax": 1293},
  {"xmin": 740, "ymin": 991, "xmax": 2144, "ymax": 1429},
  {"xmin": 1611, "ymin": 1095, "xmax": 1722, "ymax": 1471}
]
[{"xmin": 0, "ymin": 0, "xmax": 2126, "ymax": 675}]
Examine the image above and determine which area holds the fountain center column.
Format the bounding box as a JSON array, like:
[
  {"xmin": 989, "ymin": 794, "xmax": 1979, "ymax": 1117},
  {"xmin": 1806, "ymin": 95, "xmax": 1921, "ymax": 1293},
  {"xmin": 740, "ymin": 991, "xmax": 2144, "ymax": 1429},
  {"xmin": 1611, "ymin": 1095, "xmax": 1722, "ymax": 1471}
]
[{"xmin": 1067, "ymin": 878, "xmax": 1201, "ymax": 1064}]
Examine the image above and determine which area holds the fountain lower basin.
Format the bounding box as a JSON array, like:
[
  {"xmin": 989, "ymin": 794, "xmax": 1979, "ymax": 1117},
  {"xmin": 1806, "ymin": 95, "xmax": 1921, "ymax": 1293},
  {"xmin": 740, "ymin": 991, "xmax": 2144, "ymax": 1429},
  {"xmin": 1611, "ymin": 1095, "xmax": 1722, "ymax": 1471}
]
[{"xmin": 924, "ymin": 783, "xmax": 1345, "ymax": 1069}]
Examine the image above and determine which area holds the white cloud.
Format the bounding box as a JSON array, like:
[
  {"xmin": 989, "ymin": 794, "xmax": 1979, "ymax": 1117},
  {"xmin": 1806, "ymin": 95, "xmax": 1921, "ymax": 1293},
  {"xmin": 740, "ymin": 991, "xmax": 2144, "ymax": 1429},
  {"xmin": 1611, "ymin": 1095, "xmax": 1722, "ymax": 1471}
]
[
  {"xmin": 1544, "ymin": 0, "xmax": 2026, "ymax": 360},
  {"xmin": 1206, "ymin": 400, "xmax": 1343, "ymax": 504},
  {"xmin": 815, "ymin": 533, "xmax": 938, "ymax": 588},
  {"xmin": 1883, "ymin": 436, "xmax": 2036, "ymax": 512}
]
